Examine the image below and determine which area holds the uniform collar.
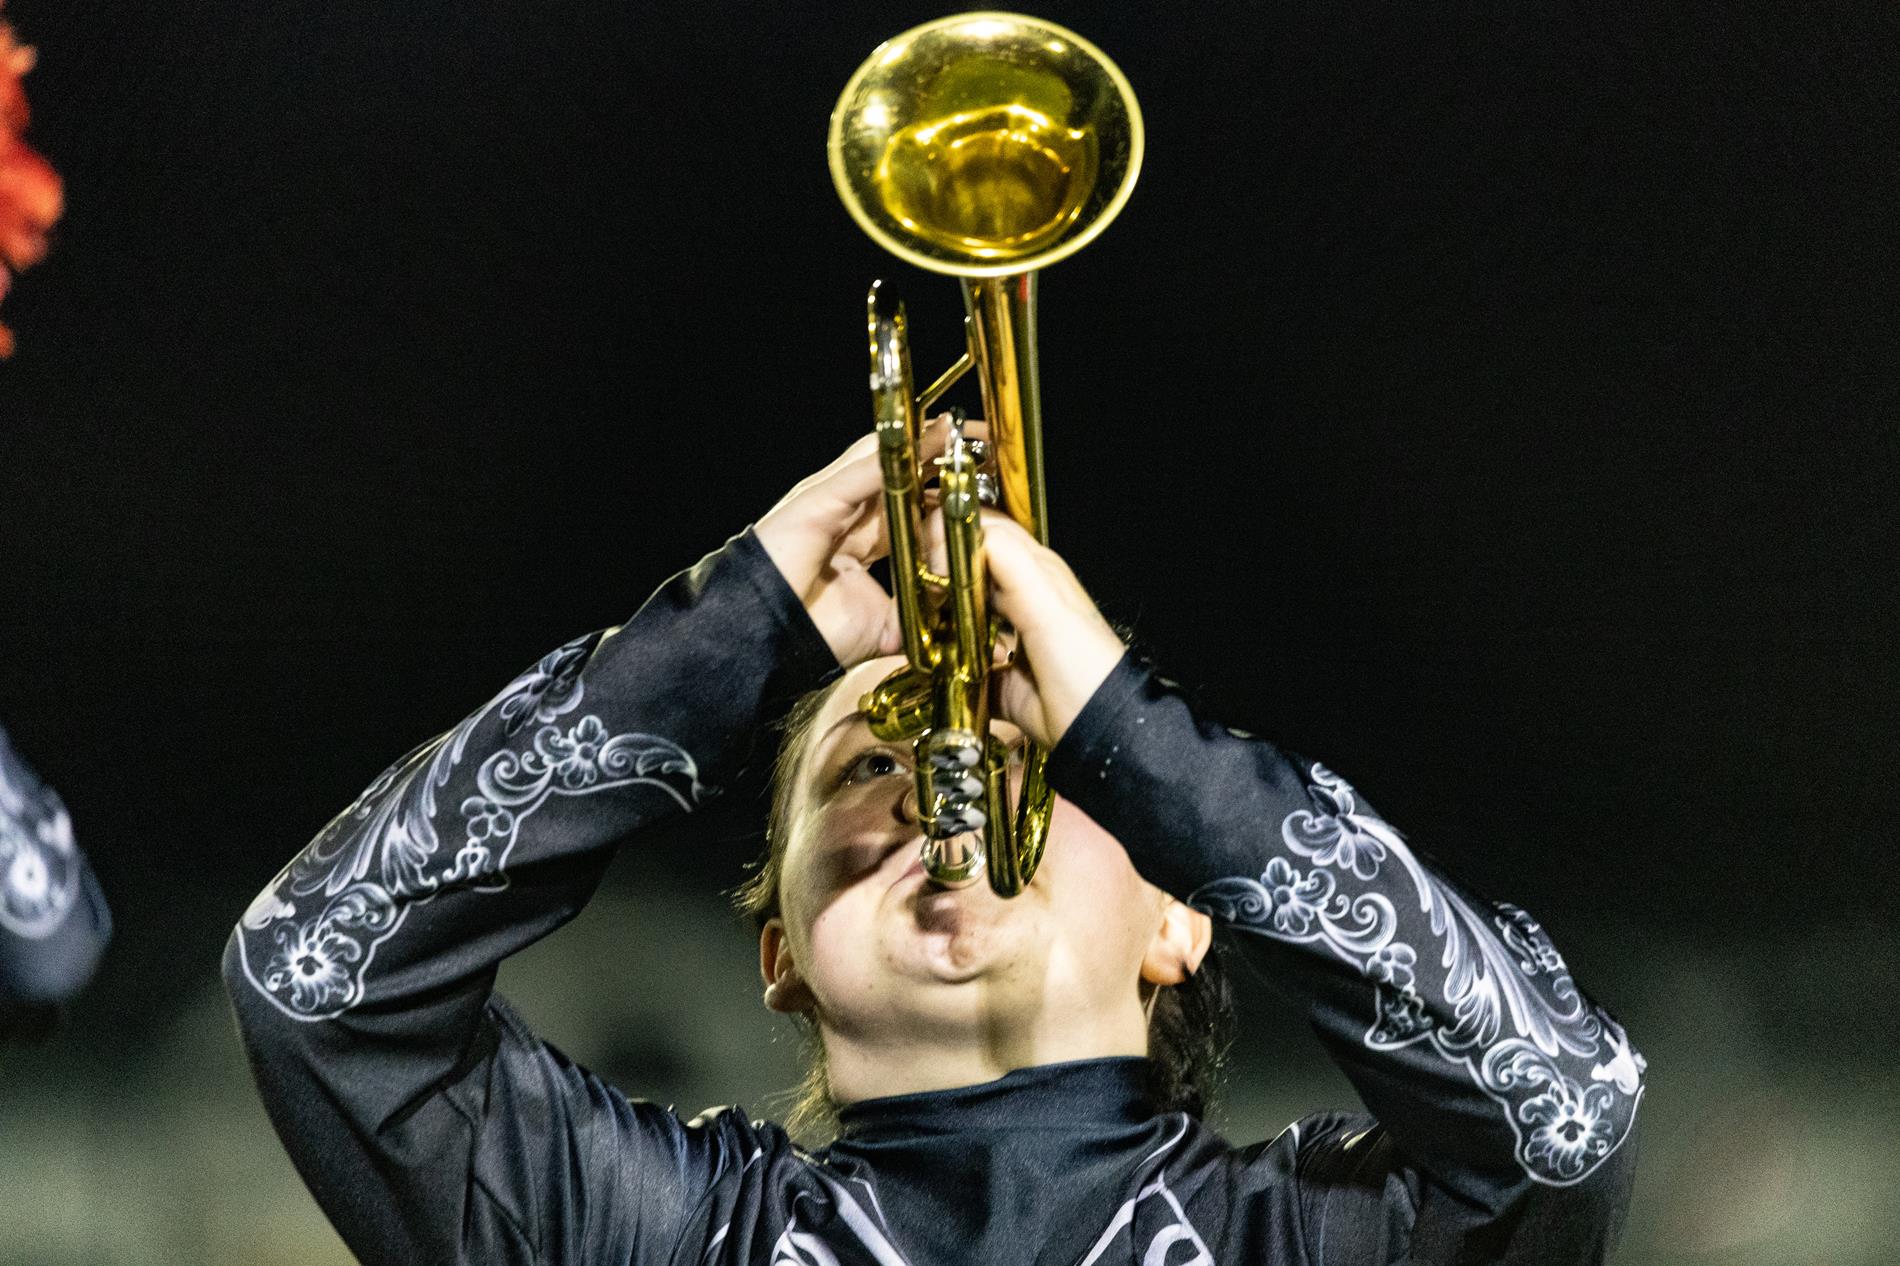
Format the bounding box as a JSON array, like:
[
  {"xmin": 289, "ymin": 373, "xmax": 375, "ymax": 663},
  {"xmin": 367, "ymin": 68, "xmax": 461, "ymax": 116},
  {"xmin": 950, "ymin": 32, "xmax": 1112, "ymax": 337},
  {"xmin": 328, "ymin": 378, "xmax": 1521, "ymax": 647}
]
[{"xmin": 834, "ymin": 1056, "xmax": 1158, "ymax": 1140}]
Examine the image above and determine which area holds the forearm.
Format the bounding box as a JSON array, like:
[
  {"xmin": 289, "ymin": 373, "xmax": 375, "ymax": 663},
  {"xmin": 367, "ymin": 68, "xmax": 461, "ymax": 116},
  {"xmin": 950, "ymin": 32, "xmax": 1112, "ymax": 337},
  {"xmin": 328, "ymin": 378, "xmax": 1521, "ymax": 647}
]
[
  {"xmin": 1047, "ymin": 654, "xmax": 1645, "ymax": 1249},
  {"xmin": 222, "ymin": 528, "xmax": 837, "ymax": 1259},
  {"xmin": 0, "ymin": 726, "xmax": 111, "ymax": 1020}
]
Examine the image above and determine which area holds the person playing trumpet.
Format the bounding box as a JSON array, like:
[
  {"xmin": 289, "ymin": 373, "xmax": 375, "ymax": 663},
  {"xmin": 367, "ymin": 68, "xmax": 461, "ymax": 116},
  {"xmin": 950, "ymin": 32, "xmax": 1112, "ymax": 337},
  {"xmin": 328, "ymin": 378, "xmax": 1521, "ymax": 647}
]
[{"xmin": 225, "ymin": 419, "xmax": 1644, "ymax": 1264}]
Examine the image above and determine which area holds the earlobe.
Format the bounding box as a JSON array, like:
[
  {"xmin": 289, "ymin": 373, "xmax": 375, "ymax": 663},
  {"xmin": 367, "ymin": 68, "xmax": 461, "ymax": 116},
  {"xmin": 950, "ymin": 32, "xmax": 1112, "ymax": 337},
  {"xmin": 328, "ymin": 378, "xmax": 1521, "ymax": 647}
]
[
  {"xmin": 758, "ymin": 917, "xmax": 816, "ymax": 1015},
  {"xmin": 1140, "ymin": 900, "xmax": 1215, "ymax": 987}
]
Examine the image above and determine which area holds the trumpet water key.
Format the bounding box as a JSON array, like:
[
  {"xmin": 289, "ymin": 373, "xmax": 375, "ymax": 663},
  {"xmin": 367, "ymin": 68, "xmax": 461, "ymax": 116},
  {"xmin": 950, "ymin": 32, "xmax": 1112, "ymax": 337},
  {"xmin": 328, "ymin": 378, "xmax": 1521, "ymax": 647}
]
[{"xmin": 828, "ymin": 12, "xmax": 1142, "ymax": 896}]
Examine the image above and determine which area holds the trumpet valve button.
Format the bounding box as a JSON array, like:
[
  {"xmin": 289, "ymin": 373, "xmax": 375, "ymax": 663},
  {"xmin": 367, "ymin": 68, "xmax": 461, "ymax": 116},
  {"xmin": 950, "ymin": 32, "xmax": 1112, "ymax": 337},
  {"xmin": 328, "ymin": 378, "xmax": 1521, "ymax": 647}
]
[
  {"xmin": 947, "ymin": 774, "xmax": 984, "ymax": 800},
  {"xmin": 931, "ymin": 806, "xmax": 987, "ymax": 835},
  {"xmin": 922, "ymin": 732, "xmax": 982, "ymax": 770}
]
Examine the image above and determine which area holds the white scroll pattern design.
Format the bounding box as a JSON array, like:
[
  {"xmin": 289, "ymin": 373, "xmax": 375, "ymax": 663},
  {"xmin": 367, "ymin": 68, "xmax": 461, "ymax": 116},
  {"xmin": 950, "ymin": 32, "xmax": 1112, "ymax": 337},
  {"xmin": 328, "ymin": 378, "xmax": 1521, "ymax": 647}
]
[
  {"xmin": 0, "ymin": 732, "xmax": 81, "ymax": 939},
  {"xmin": 756, "ymin": 1173, "xmax": 913, "ymax": 1266},
  {"xmin": 237, "ymin": 635, "xmax": 706, "ymax": 1020},
  {"xmin": 1078, "ymin": 1174, "xmax": 1216, "ymax": 1266},
  {"xmin": 1191, "ymin": 764, "xmax": 1645, "ymax": 1187}
]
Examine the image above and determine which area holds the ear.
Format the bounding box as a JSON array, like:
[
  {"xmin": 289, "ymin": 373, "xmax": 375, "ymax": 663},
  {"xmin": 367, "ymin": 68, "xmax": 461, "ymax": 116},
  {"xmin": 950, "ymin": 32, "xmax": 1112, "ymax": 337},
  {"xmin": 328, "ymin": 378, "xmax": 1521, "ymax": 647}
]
[
  {"xmin": 758, "ymin": 917, "xmax": 816, "ymax": 1015},
  {"xmin": 1139, "ymin": 899, "xmax": 1214, "ymax": 987}
]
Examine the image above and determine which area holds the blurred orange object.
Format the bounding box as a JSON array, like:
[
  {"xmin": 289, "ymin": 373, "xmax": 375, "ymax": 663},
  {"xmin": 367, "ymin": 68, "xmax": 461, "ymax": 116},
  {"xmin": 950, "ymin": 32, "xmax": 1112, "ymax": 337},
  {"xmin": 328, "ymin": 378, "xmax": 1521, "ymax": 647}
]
[{"xmin": 0, "ymin": 0, "xmax": 62, "ymax": 358}]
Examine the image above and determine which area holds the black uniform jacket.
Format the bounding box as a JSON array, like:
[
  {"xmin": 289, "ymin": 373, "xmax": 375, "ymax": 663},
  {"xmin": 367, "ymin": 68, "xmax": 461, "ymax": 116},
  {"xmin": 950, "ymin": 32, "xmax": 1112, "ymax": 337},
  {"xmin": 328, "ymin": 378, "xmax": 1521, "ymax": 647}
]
[
  {"xmin": 1, "ymin": 724, "xmax": 110, "ymax": 1029},
  {"xmin": 224, "ymin": 531, "xmax": 1645, "ymax": 1265}
]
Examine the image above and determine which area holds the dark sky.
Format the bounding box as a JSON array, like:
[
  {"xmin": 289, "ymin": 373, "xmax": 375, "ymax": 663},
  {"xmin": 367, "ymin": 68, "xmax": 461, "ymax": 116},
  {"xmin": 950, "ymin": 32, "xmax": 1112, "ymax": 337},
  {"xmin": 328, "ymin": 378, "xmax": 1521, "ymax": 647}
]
[{"xmin": 0, "ymin": 0, "xmax": 1893, "ymax": 1059}]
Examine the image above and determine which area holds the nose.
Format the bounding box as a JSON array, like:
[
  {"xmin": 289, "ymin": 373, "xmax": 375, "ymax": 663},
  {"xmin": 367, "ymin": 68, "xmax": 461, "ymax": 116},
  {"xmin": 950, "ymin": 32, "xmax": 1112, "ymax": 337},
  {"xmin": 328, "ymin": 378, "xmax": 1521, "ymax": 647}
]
[{"xmin": 898, "ymin": 781, "xmax": 921, "ymax": 825}]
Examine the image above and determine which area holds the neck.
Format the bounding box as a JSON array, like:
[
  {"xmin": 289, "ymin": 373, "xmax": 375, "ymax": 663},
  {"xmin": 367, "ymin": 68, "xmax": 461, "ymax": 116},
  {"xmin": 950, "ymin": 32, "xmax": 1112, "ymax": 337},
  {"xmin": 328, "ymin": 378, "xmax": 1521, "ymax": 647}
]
[{"xmin": 820, "ymin": 987, "xmax": 1153, "ymax": 1104}]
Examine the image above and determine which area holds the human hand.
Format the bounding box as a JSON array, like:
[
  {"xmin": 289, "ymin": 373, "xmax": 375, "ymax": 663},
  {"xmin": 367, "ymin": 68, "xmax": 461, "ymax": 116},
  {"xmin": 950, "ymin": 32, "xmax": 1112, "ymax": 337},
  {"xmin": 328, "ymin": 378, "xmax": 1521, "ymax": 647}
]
[
  {"xmin": 754, "ymin": 420, "xmax": 954, "ymax": 668},
  {"xmin": 981, "ymin": 515, "xmax": 1126, "ymax": 749}
]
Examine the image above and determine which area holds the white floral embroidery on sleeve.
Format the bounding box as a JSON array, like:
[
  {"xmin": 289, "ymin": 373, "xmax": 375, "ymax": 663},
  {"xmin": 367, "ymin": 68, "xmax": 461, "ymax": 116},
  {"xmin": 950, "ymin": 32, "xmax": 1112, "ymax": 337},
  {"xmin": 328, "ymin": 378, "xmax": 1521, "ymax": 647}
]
[
  {"xmin": 0, "ymin": 733, "xmax": 82, "ymax": 940},
  {"xmin": 236, "ymin": 635, "xmax": 706, "ymax": 1021},
  {"xmin": 1192, "ymin": 764, "xmax": 1645, "ymax": 1186}
]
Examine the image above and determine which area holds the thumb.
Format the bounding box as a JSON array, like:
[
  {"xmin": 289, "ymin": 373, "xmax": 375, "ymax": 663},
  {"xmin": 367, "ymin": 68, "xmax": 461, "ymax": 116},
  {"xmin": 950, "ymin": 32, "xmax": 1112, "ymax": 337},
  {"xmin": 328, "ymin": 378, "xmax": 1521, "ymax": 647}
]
[
  {"xmin": 980, "ymin": 514, "xmax": 1126, "ymax": 741},
  {"xmin": 981, "ymin": 515, "xmax": 1083, "ymax": 642}
]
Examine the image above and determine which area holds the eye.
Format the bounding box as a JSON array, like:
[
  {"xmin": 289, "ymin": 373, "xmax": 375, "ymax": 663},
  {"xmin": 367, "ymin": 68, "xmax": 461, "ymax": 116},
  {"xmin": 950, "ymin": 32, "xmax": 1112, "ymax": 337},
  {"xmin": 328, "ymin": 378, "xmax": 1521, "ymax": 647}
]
[{"xmin": 838, "ymin": 746, "xmax": 909, "ymax": 788}]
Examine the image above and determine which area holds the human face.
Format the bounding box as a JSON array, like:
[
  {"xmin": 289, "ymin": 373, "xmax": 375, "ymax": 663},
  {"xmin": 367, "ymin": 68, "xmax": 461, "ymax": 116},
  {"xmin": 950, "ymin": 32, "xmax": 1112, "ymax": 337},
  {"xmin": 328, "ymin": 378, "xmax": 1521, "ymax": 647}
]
[{"xmin": 762, "ymin": 656, "xmax": 1195, "ymax": 1058}]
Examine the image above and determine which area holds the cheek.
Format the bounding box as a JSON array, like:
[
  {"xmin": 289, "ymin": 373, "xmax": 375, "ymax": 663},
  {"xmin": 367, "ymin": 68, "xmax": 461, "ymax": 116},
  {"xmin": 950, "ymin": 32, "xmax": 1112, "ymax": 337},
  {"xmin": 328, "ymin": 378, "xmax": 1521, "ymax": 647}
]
[
  {"xmin": 790, "ymin": 874, "xmax": 900, "ymax": 1019},
  {"xmin": 1045, "ymin": 798, "xmax": 1139, "ymax": 884},
  {"xmin": 1042, "ymin": 800, "xmax": 1158, "ymax": 948},
  {"xmin": 788, "ymin": 793, "xmax": 906, "ymax": 904},
  {"xmin": 775, "ymin": 805, "xmax": 907, "ymax": 987}
]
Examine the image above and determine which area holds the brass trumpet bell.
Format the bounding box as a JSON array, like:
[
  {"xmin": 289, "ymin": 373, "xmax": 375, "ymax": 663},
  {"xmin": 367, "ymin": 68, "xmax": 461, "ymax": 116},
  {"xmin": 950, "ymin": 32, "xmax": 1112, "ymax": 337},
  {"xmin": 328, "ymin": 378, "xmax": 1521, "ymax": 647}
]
[{"xmin": 829, "ymin": 12, "xmax": 1143, "ymax": 277}]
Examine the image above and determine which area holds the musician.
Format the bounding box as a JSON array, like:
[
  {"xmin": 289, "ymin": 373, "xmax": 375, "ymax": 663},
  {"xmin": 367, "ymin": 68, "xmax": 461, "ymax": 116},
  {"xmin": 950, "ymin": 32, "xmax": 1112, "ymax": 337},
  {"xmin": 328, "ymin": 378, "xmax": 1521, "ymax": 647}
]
[
  {"xmin": 225, "ymin": 423, "xmax": 1644, "ymax": 1264},
  {"xmin": 1, "ymin": 725, "xmax": 111, "ymax": 1039}
]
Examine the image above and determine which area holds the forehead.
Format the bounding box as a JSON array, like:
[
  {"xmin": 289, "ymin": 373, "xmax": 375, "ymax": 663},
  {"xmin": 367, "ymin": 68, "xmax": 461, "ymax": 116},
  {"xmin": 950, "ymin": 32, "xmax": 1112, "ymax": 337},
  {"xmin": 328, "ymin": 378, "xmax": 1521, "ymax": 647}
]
[
  {"xmin": 781, "ymin": 656, "xmax": 909, "ymax": 829},
  {"xmin": 812, "ymin": 655, "xmax": 911, "ymax": 738}
]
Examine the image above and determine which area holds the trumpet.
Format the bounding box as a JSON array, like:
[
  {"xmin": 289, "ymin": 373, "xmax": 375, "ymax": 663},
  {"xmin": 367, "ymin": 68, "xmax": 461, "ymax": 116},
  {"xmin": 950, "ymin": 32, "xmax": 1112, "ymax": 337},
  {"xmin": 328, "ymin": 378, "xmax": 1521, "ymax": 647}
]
[{"xmin": 827, "ymin": 13, "xmax": 1143, "ymax": 896}]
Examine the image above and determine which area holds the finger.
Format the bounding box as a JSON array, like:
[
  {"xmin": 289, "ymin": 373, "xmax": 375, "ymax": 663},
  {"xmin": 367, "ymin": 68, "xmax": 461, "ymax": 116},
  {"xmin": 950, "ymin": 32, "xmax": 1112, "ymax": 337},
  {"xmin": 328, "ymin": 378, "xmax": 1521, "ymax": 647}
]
[
  {"xmin": 795, "ymin": 431, "xmax": 889, "ymax": 518},
  {"xmin": 920, "ymin": 504, "xmax": 948, "ymax": 576},
  {"xmin": 976, "ymin": 513, "xmax": 1058, "ymax": 595},
  {"xmin": 987, "ymin": 659, "xmax": 1049, "ymax": 747},
  {"xmin": 832, "ymin": 502, "xmax": 884, "ymax": 569},
  {"xmin": 799, "ymin": 413, "xmax": 966, "ymax": 530},
  {"xmin": 836, "ymin": 486, "xmax": 943, "ymax": 567},
  {"xmin": 878, "ymin": 595, "xmax": 906, "ymax": 658},
  {"xmin": 915, "ymin": 413, "xmax": 955, "ymax": 467},
  {"xmin": 789, "ymin": 431, "xmax": 880, "ymax": 490},
  {"xmin": 979, "ymin": 514, "xmax": 1108, "ymax": 649},
  {"xmin": 920, "ymin": 503, "xmax": 1039, "ymax": 585},
  {"xmin": 990, "ymin": 623, "xmax": 1018, "ymax": 668},
  {"xmin": 914, "ymin": 416, "xmax": 992, "ymax": 486}
]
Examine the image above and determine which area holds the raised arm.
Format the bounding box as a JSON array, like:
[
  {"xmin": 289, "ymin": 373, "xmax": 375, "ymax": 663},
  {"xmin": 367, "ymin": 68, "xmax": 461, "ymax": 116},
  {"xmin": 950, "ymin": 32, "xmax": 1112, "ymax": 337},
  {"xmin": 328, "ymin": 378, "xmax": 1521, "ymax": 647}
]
[
  {"xmin": 984, "ymin": 516, "xmax": 1646, "ymax": 1265},
  {"xmin": 0, "ymin": 724, "xmax": 111, "ymax": 1038},
  {"xmin": 222, "ymin": 428, "xmax": 948, "ymax": 1265}
]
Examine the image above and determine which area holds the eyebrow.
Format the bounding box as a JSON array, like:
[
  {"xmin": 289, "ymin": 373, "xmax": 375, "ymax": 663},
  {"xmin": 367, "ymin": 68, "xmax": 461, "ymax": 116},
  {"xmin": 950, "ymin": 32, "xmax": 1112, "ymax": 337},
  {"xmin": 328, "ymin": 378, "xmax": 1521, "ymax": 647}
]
[
  {"xmin": 818, "ymin": 709, "xmax": 869, "ymax": 744},
  {"xmin": 807, "ymin": 709, "xmax": 875, "ymax": 781},
  {"xmin": 795, "ymin": 710, "xmax": 880, "ymax": 804}
]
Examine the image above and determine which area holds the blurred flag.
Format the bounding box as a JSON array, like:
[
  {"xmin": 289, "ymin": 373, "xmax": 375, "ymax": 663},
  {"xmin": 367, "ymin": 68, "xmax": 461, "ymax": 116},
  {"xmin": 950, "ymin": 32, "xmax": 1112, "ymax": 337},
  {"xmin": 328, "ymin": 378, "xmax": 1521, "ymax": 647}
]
[{"xmin": 0, "ymin": 0, "xmax": 62, "ymax": 359}]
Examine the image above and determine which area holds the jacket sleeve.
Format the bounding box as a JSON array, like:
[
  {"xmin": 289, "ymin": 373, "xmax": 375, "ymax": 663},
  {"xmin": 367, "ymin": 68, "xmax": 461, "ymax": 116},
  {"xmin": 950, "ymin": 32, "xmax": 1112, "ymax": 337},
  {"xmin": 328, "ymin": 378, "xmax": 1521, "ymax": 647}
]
[
  {"xmin": 1044, "ymin": 654, "xmax": 1645, "ymax": 1265},
  {"xmin": 0, "ymin": 724, "xmax": 112, "ymax": 1034},
  {"xmin": 221, "ymin": 529, "xmax": 837, "ymax": 1266}
]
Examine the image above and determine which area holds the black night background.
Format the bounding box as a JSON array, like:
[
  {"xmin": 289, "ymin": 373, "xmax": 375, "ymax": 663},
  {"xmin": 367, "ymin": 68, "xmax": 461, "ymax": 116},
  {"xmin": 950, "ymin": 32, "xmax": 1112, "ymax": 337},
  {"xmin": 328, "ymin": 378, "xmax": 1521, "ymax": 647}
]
[{"xmin": 0, "ymin": 2, "xmax": 1893, "ymax": 1261}]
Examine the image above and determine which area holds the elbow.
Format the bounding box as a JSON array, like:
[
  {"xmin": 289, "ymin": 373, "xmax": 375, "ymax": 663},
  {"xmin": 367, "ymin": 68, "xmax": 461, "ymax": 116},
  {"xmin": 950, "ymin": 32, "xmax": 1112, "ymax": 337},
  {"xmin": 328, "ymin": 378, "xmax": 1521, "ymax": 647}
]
[
  {"xmin": 1546, "ymin": 1012, "xmax": 1646, "ymax": 1193},
  {"xmin": 219, "ymin": 923, "xmax": 248, "ymax": 1007},
  {"xmin": 0, "ymin": 877, "xmax": 111, "ymax": 1008},
  {"xmin": 1513, "ymin": 1117, "xmax": 1642, "ymax": 1265},
  {"xmin": 1, "ymin": 948, "xmax": 103, "ymax": 1010},
  {"xmin": 222, "ymin": 900, "xmax": 283, "ymax": 1040},
  {"xmin": 1501, "ymin": 1054, "xmax": 1647, "ymax": 1264},
  {"xmin": 1580, "ymin": 1063, "xmax": 1645, "ymax": 1253},
  {"xmin": 1581, "ymin": 1017, "xmax": 1647, "ymax": 1202},
  {"xmin": 222, "ymin": 920, "xmax": 305, "ymax": 1075},
  {"xmin": 223, "ymin": 872, "xmax": 300, "ymax": 1012},
  {"xmin": 220, "ymin": 927, "xmax": 257, "ymax": 1049},
  {"xmin": 1474, "ymin": 1021, "xmax": 1648, "ymax": 1261},
  {"xmin": 221, "ymin": 918, "xmax": 270, "ymax": 1027},
  {"xmin": 223, "ymin": 884, "xmax": 321, "ymax": 1046}
]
